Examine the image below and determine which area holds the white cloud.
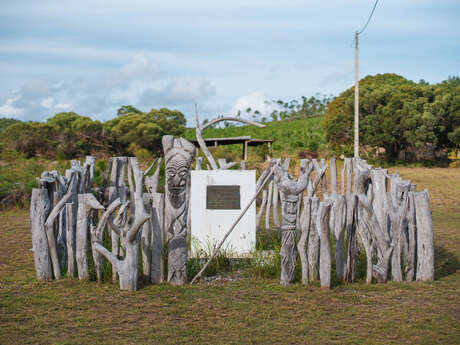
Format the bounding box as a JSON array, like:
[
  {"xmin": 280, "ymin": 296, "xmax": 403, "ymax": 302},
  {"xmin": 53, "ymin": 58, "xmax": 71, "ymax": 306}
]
[
  {"xmin": 231, "ymin": 91, "xmax": 282, "ymax": 119},
  {"xmin": 138, "ymin": 77, "xmax": 216, "ymax": 108},
  {"xmin": 0, "ymin": 53, "xmax": 216, "ymax": 121},
  {"xmin": 0, "ymin": 96, "xmax": 24, "ymax": 118},
  {"xmin": 40, "ymin": 97, "xmax": 54, "ymax": 109}
]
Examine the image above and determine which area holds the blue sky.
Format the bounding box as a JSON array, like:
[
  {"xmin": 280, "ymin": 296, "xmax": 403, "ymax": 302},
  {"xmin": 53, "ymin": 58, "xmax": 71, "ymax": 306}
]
[{"xmin": 0, "ymin": 0, "xmax": 458, "ymax": 124}]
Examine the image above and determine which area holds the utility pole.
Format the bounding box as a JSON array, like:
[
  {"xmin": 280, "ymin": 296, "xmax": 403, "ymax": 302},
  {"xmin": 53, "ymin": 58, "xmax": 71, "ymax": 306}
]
[{"xmin": 354, "ymin": 31, "xmax": 359, "ymax": 158}]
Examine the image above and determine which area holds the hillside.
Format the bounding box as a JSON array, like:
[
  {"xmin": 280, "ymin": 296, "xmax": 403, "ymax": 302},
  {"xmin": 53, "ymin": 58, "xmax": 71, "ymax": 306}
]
[{"xmin": 184, "ymin": 116, "xmax": 327, "ymax": 161}]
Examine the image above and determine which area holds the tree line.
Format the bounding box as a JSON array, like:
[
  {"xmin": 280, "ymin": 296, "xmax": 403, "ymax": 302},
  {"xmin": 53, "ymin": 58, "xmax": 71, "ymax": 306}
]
[
  {"xmin": 0, "ymin": 107, "xmax": 186, "ymax": 159},
  {"xmin": 0, "ymin": 73, "xmax": 458, "ymax": 163},
  {"xmin": 324, "ymin": 74, "xmax": 460, "ymax": 161}
]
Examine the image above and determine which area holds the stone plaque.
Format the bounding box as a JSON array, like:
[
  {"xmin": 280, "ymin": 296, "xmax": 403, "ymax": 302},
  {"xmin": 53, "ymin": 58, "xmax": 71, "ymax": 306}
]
[{"xmin": 206, "ymin": 185, "xmax": 240, "ymax": 209}]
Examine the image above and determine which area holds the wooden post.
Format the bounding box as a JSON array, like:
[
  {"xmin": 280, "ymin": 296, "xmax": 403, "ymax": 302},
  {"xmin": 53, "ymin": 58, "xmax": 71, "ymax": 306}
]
[
  {"xmin": 330, "ymin": 158, "xmax": 337, "ymax": 195},
  {"xmin": 307, "ymin": 197, "xmax": 320, "ymax": 281},
  {"xmin": 256, "ymin": 190, "xmax": 267, "ymax": 229},
  {"xmin": 243, "ymin": 140, "xmax": 248, "ymax": 161},
  {"xmin": 65, "ymin": 202, "xmax": 76, "ymax": 278},
  {"xmin": 76, "ymin": 193, "xmax": 103, "ymax": 280},
  {"xmin": 30, "ymin": 188, "xmax": 52, "ymax": 280},
  {"xmin": 265, "ymin": 181, "xmax": 273, "ymax": 232},
  {"xmin": 163, "ymin": 136, "xmax": 196, "ymax": 285},
  {"xmin": 415, "ymin": 191, "xmax": 434, "ymax": 281},
  {"xmin": 151, "ymin": 192, "xmax": 165, "ymax": 284},
  {"xmin": 298, "ymin": 197, "xmax": 312, "ymax": 285},
  {"xmin": 141, "ymin": 193, "xmax": 152, "ymax": 280},
  {"xmin": 345, "ymin": 194, "xmax": 358, "ymax": 282},
  {"xmin": 331, "ymin": 195, "xmax": 346, "ymax": 281},
  {"xmin": 354, "ymin": 31, "xmax": 359, "ymax": 158},
  {"xmin": 318, "ymin": 199, "xmax": 333, "ymax": 290},
  {"xmin": 274, "ymin": 163, "xmax": 310, "ymax": 285}
]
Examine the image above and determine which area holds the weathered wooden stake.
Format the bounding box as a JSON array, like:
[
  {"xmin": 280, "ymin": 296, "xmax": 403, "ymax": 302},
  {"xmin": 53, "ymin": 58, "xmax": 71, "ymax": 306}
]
[
  {"xmin": 30, "ymin": 188, "xmax": 52, "ymax": 280},
  {"xmin": 318, "ymin": 199, "xmax": 333, "ymax": 289},
  {"xmin": 415, "ymin": 191, "xmax": 434, "ymax": 281}
]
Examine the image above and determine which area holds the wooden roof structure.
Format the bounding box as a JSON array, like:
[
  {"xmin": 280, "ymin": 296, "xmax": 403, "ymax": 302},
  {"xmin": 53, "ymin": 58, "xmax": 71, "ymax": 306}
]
[{"xmin": 189, "ymin": 136, "xmax": 274, "ymax": 160}]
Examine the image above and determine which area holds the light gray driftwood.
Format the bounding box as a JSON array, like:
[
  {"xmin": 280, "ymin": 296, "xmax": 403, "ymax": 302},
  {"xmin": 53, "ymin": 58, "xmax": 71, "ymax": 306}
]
[
  {"xmin": 94, "ymin": 209, "xmax": 149, "ymax": 291},
  {"xmin": 30, "ymin": 188, "xmax": 52, "ymax": 280},
  {"xmin": 386, "ymin": 192, "xmax": 409, "ymax": 282},
  {"xmin": 265, "ymin": 181, "xmax": 273, "ymax": 232},
  {"xmin": 307, "ymin": 197, "xmax": 320, "ymax": 281},
  {"xmin": 370, "ymin": 168, "xmax": 388, "ymax": 230},
  {"xmin": 298, "ymin": 197, "xmax": 312, "ymax": 284},
  {"xmin": 330, "ymin": 158, "xmax": 338, "ymax": 195},
  {"xmin": 65, "ymin": 202, "xmax": 76, "ymax": 278},
  {"xmin": 308, "ymin": 160, "xmax": 328, "ymax": 197},
  {"xmin": 415, "ymin": 191, "xmax": 434, "ymax": 281},
  {"xmin": 141, "ymin": 193, "xmax": 152, "ymax": 280},
  {"xmin": 319, "ymin": 158, "xmax": 328, "ymax": 198},
  {"xmin": 108, "ymin": 157, "xmax": 128, "ymax": 282},
  {"xmin": 44, "ymin": 177, "xmax": 75, "ymax": 280},
  {"xmin": 91, "ymin": 198, "xmax": 121, "ymax": 282},
  {"xmin": 317, "ymin": 199, "xmax": 334, "ymax": 290},
  {"xmin": 274, "ymin": 163, "xmax": 310, "ymax": 285},
  {"xmin": 345, "ymin": 194, "xmax": 359, "ymax": 282},
  {"xmin": 331, "ymin": 195, "xmax": 346, "ymax": 281},
  {"xmin": 344, "ymin": 158, "xmax": 353, "ymax": 195},
  {"xmin": 76, "ymin": 193, "xmax": 104, "ymax": 280},
  {"xmin": 256, "ymin": 160, "xmax": 276, "ymax": 191},
  {"xmin": 358, "ymin": 194, "xmax": 394, "ymax": 283},
  {"xmin": 163, "ymin": 135, "xmax": 196, "ymax": 285},
  {"xmin": 404, "ymin": 192, "xmax": 417, "ymax": 281},
  {"xmin": 151, "ymin": 192, "xmax": 165, "ymax": 284},
  {"xmin": 145, "ymin": 158, "xmax": 162, "ymax": 196},
  {"xmin": 283, "ymin": 157, "xmax": 291, "ymax": 171},
  {"xmin": 272, "ymin": 158, "xmax": 282, "ymax": 230},
  {"xmin": 129, "ymin": 157, "xmax": 152, "ymax": 280},
  {"xmin": 93, "ymin": 158, "xmax": 150, "ymax": 291},
  {"xmin": 256, "ymin": 190, "xmax": 267, "ymax": 229},
  {"xmin": 218, "ymin": 158, "xmax": 236, "ymax": 170},
  {"xmin": 195, "ymin": 157, "xmax": 203, "ymax": 170}
]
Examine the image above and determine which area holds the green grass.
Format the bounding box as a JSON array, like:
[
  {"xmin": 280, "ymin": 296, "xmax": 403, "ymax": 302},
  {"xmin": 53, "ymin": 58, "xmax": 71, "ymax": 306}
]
[
  {"xmin": 1, "ymin": 166, "xmax": 459, "ymax": 344},
  {"xmin": 185, "ymin": 116, "xmax": 327, "ymax": 159}
]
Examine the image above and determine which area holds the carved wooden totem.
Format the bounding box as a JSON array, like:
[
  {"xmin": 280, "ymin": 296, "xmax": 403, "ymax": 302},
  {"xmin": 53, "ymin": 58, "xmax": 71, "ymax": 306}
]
[
  {"xmin": 162, "ymin": 135, "xmax": 196, "ymax": 285},
  {"xmin": 274, "ymin": 164, "xmax": 309, "ymax": 285}
]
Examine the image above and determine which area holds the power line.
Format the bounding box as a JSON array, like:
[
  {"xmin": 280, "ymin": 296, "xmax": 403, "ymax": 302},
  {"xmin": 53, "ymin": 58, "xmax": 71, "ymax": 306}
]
[{"xmin": 358, "ymin": 0, "xmax": 379, "ymax": 35}]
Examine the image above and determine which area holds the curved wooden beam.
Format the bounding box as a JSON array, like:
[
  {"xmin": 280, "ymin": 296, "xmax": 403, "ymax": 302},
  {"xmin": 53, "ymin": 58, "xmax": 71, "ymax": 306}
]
[
  {"xmin": 195, "ymin": 105, "xmax": 266, "ymax": 170},
  {"xmin": 201, "ymin": 116, "xmax": 266, "ymax": 131}
]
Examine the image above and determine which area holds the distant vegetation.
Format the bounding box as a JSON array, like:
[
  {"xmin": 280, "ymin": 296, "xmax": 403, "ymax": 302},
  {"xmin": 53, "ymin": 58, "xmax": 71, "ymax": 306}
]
[
  {"xmin": 0, "ymin": 107, "xmax": 186, "ymax": 160},
  {"xmin": 0, "ymin": 73, "xmax": 458, "ymax": 164},
  {"xmin": 324, "ymin": 74, "xmax": 460, "ymax": 161}
]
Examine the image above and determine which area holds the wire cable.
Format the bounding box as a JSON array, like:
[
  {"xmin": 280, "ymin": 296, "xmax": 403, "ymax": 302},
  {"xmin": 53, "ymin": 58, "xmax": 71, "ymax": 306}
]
[{"xmin": 357, "ymin": 0, "xmax": 379, "ymax": 35}]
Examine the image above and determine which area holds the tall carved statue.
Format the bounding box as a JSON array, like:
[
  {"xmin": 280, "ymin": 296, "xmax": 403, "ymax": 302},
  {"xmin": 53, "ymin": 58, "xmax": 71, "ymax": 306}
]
[
  {"xmin": 162, "ymin": 135, "xmax": 196, "ymax": 285},
  {"xmin": 274, "ymin": 164, "xmax": 310, "ymax": 285}
]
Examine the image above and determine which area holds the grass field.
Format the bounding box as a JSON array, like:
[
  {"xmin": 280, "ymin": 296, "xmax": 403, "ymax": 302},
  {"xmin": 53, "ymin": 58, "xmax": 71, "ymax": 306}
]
[{"xmin": 0, "ymin": 166, "xmax": 459, "ymax": 344}]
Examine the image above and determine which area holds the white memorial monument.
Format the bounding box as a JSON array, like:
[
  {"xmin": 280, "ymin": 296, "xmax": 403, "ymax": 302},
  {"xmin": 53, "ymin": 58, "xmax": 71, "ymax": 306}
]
[{"xmin": 190, "ymin": 170, "xmax": 256, "ymax": 257}]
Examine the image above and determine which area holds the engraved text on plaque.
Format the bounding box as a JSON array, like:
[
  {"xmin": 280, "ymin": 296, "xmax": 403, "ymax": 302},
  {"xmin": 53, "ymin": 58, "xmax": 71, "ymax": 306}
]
[{"xmin": 206, "ymin": 185, "xmax": 240, "ymax": 209}]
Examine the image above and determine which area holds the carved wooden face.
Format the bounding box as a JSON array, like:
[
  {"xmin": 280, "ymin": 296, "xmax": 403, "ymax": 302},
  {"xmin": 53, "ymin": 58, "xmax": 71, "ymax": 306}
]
[
  {"xmin": 166, "ymin": 153, "xmax": 190, "ymax": 208},
  {"xmin": 282, "ymin": 194, "xmax": 299, "ymax": 226}
]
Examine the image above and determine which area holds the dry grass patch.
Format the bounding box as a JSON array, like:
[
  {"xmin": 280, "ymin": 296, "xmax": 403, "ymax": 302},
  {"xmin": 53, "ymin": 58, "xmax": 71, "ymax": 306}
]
[{"xmin": 1, "ymin": 167, "xmax": 459, "ymax": 344}]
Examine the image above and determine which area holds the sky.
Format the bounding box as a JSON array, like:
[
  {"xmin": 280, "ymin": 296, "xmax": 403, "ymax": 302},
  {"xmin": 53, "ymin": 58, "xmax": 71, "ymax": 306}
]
[{"xmin": 0, "ymin": 0, "xmax": 459, "ymax": 125}]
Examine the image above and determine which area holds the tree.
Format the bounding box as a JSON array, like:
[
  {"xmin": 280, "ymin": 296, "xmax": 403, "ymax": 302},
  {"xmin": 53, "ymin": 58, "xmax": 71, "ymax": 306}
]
[
  {"xmin": 1, "ymin": 122, "xmax": 55, "ymax": 157},
  {"xmin": 104, "ymin": 108, "xmax": 186, "ymax": 154},
  {"xmin": 117, "ymin": 105, "xmax": 142, "ymax": 116},
  {"xmin": 46, "ymin": 112, "xmax": 105, "ymax": 158},
  {"xmin": 0, "ymin": 117, "xmax": 20, "ymax": 134},
  {"xmin": 324, "ymin": 73, "xmax": 460, "ymax": 161}
]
